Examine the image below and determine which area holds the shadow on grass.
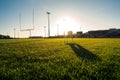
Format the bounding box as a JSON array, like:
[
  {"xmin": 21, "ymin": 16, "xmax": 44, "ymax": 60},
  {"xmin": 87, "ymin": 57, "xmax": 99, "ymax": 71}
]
[{"xmin": 67, "ymin": 43, "xmax": 100, "ymax": 61}]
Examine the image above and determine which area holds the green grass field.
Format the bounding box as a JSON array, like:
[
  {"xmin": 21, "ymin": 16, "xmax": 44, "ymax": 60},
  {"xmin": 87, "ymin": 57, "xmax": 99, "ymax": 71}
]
[{"xmin": 0, "ymin": 38, "xmax": 120, "ymax": 80}]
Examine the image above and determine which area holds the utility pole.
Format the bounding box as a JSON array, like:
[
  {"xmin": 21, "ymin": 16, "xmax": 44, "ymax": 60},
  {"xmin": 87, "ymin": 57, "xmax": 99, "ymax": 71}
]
[
  {"xmin": 44, "ymin": 26, "xmax": 46, "ymax": 38},
  {"xmin": 57, "ymin": 24, "xmax": 59, "ymax": 36},
  {"xmin": 33, "ymin": 8, "xmax": 35, "ymax": 30},
  {"xmin": 17, "ymin": 32, "xmax": 19, "ymax": 38},
  {"xmin": 46, "ymin": 12, "xmax": 50, "ymax": 37},
  {"xmin": 29, "ymin": 30, "xmax": 31, "ymax": 37},
  {"xmin": 14, "ymin": 28, "xmax": 16, "ymax": 38},
  {"xmin": 7, "ymin": 32, "xmax": 9, "ymax": 36},
  {"xmin": 80, "ymin": 27, "xmax": 82, "ymax": 31}
]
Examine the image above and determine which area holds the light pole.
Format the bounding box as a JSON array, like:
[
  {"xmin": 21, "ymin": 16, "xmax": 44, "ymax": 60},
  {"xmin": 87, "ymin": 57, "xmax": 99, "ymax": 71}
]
[{"xmin": 46, "ymin": 12, "xmax": 50, "ymax": 37}]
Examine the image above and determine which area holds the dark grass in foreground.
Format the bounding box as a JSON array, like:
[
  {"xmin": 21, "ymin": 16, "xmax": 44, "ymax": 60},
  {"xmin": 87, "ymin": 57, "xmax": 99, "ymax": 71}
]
[{"xmin": 0, "ymin": 38, "xmax": 120, "ymax": 80}]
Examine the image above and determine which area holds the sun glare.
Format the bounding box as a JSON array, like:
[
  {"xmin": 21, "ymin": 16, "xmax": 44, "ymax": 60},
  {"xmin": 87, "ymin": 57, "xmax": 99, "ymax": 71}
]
[{"xmin": 56, "ymin": 16, "xmax": 78, "ymax": 35}]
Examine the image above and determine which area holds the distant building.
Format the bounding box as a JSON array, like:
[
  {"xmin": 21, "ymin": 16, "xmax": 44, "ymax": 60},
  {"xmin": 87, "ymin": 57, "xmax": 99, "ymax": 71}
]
[
  {"xmin": 29, "ymin": 36, "xmax": 43, "ymax": 38},
  {"xmin": 87, "ymin": 28, "xmax": 120, "ymax": 38},
  {"xmin": 0, "ymin": 34, "xmax": 11, "ymax": 39},
  {"xmin": 76, "ymin": 31, "xmax": 83, "ymax": 37},
  {"xmin": 56, "ymin": 35, "xmax": 65, "ymax": 38},
  {"xmin": 0, "ymin": 35, "xmax": 3, "ymax": 39},
  {"xmin": 67, "ymin": 31, "xmax": 73, "ymax": 37},
  {"xmin": 88, "ymin": 30, "xmax": 108, "ymax": 37},
  {"xmin": 106, "ymin": 28, "xmax": 120, "ymax": 37}
]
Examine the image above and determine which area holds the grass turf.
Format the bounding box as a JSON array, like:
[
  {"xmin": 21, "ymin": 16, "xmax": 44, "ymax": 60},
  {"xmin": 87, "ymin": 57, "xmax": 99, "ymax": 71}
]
[{"xmin": 0, "ymin": 38, "xmax": 120, "ymax": 80}]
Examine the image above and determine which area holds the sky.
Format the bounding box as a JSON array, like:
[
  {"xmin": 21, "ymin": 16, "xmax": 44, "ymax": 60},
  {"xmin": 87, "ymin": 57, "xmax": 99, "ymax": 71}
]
[{"xmin": 0, "ymin": 0, "xmax": 120, "ymax": 38}]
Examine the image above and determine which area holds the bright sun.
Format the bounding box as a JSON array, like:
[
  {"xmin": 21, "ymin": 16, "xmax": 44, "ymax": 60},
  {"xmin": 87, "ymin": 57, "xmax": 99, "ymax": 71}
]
[{"xmin": 56, "ymin": 16, "xmax": 78, "ymax": 35}]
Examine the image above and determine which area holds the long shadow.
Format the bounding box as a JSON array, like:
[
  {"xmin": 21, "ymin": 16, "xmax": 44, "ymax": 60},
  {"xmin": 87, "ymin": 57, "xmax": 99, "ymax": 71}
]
[{"xmin": 67, "ymin": 43, "xmax": 100, "ymax": 61}]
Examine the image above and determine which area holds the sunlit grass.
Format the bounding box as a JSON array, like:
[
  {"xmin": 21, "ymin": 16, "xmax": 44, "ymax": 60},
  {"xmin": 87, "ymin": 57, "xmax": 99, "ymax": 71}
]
[{"xmin": 0, "ymin": 38, "xmax": 120, "ymax": 80}]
